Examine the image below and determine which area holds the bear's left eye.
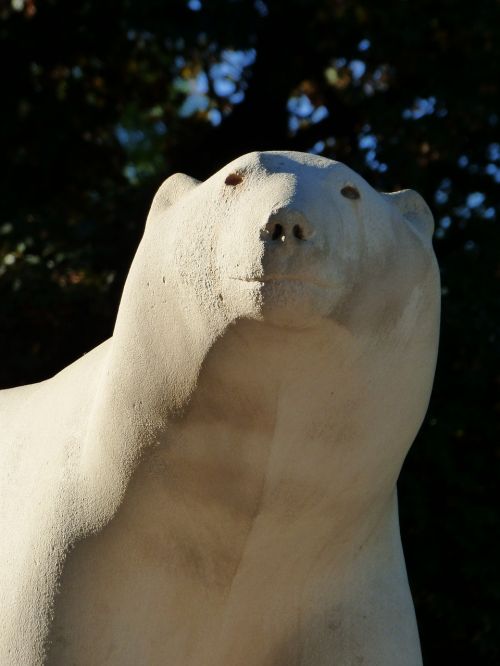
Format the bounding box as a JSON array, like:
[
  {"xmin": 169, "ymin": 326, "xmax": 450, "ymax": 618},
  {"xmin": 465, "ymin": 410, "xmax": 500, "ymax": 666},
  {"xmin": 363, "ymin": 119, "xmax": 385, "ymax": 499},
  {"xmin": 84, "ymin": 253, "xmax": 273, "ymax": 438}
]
[
  {"xmin": 225, "ymin": 173, "xmax": 243, "ymax": 186},
  {"xmin": 340, "ymin": 185, "xmax": 360, "ymax": 200}
]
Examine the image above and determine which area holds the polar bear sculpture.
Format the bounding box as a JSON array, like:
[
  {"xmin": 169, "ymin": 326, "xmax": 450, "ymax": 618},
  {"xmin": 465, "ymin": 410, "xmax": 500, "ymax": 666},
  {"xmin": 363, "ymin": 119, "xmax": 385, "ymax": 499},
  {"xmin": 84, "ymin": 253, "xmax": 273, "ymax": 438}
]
[{"xmin": 0, "ymin": 151, "xmax": 440, "ymax": 665}]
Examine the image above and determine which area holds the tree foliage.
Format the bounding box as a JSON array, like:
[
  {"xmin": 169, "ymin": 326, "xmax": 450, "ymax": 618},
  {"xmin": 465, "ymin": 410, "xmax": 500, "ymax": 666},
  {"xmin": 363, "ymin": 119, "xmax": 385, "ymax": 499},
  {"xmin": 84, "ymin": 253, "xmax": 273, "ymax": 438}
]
[{"xmin": 0, "ymin": 0, "xmax": 498, "ymax": 661}]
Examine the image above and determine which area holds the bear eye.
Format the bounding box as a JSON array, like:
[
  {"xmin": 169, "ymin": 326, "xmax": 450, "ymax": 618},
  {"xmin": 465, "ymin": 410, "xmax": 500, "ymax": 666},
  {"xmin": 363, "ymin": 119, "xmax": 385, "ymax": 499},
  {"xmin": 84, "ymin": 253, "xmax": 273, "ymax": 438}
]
[
  {"xmin": 340, "ymin": 185, "xmax": 360, "ymax": 200},
  {"xmin": 225, "ymin": 173, "xmax": 243, "ymax": 186}
]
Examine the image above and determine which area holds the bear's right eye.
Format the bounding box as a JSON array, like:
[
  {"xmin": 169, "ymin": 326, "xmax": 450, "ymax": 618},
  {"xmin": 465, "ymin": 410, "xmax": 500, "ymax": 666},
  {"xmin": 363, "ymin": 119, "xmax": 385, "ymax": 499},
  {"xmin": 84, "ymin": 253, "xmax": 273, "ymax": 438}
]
[{"xmin": 225, "ymin": 173, "xmax": 243, "ymax": 186}]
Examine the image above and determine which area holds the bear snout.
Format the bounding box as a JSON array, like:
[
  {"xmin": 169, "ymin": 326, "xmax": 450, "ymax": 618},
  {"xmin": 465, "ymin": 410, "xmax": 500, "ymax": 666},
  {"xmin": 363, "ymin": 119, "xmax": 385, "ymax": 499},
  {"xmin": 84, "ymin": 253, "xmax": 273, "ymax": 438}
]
[{"xmin": 260, "ymin": 208, "xmax": 316, "ymax": 244}]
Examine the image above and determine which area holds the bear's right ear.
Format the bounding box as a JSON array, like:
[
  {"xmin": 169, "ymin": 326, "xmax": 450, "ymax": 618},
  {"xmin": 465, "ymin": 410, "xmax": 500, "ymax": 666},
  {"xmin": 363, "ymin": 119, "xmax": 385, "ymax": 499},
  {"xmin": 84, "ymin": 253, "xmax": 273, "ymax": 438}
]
[{"xmin": 146, "ymin": 173, "xmax": 201, "ymax": 225}]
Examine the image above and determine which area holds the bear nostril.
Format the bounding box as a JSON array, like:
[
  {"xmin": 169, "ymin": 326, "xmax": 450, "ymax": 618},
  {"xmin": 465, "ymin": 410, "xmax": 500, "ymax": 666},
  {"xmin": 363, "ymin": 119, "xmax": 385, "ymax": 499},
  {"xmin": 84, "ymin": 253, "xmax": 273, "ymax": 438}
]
[
  {"xmin": 271, "ymin": 223, "xmax": 284, "ymax": 241},
  {"xmin": 293, "ymin": 224, "xmax": 305, "ymax": 240},
  {"xmin": 264, "ymin": 210, "xmax": 313, "ymax": 242}
]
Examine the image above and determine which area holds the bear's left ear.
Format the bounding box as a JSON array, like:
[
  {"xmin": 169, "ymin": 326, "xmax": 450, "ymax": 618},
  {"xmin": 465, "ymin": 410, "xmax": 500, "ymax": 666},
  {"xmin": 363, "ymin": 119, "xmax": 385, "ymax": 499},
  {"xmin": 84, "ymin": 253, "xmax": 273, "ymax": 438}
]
[
  {"xmin": 146, "ymin": 173, "xmax": 201, "ymax": 225},
  {"xmin": 382, "ymin": 189, "xmax": 434, "ymax": 237}
]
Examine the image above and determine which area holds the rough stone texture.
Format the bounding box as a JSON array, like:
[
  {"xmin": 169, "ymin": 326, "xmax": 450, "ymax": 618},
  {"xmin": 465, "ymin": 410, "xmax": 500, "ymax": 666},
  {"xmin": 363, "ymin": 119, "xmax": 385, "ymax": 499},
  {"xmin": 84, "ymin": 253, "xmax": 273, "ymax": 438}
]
[{"xmin": 0, "ymin": 151, "xmax": 440, "ymax": 665}]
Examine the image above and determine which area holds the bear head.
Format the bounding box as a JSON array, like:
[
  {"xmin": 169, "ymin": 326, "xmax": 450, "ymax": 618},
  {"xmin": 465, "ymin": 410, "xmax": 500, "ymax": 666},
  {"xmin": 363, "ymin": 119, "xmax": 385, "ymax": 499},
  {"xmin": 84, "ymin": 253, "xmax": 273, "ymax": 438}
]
[{"xmin": 141, "ymin": 150, "xmax": 437, "ymax": 332}]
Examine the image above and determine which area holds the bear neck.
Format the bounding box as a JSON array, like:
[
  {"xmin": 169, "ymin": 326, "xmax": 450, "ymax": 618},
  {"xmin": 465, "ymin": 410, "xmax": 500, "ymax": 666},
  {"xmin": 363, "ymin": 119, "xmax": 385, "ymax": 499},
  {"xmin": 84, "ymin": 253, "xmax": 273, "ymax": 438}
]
[{"xmin": 158, "ymin": 316, "xmax": 399, "ymax": 531}]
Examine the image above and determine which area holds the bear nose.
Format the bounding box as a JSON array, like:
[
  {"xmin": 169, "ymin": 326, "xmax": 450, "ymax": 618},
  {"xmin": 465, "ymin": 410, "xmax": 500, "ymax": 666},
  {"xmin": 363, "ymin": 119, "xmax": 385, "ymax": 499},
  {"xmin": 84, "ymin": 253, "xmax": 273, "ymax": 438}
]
[{"xmin": 261, "ymin": 209, "xmax": 315, "ymax": 242}]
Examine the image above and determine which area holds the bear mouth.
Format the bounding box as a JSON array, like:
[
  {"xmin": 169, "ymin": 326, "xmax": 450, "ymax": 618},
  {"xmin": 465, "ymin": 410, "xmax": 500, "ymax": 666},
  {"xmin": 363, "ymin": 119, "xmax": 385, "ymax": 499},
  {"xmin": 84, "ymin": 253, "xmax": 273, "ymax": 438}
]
[{"xmin": 230, "ymin": 274, "xmax": 333, "ymax": 289}]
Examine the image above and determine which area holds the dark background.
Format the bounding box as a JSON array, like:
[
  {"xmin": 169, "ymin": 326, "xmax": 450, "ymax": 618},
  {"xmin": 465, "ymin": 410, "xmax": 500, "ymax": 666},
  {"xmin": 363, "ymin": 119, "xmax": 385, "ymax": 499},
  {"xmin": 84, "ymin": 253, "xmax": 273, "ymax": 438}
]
[{"xmin": 0, "ymin": 0, "xmax": 498, "ymax": 662}]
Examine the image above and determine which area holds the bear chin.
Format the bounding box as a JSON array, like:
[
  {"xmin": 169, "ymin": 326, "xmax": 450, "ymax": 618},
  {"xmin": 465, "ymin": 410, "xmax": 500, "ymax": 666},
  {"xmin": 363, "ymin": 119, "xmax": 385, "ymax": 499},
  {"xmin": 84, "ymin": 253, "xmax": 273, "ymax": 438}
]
[{"xmin": 255, "ymin": 279, "xmax": 338, "ymax": 329}]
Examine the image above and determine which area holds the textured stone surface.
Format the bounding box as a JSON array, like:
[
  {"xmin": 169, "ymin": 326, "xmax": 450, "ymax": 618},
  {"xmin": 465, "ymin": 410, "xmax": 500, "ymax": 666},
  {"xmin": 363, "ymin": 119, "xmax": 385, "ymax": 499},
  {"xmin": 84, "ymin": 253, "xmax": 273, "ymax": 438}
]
[{"xmin": 0, "ymin": 151, "xmax": 440, "ymax": 665}]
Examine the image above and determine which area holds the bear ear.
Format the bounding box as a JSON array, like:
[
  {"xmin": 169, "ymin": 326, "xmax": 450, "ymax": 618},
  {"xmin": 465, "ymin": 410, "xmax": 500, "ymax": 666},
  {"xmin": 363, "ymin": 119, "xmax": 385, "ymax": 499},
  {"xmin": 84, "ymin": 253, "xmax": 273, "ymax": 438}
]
[
  {"xmin": 382, "ymin": 189, "xmax": 435, "ymax": 237},
  {"xmin": 146, "ymin": 173, "xmax": 201, "ymax": 224}
]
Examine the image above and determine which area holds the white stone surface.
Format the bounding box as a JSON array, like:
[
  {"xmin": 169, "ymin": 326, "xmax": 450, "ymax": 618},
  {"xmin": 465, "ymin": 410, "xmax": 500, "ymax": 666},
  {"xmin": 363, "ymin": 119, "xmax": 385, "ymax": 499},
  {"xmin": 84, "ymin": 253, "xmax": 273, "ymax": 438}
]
[{"xmin": 0, "ymin": 151, "xmax": 440, "ymax": 665}]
